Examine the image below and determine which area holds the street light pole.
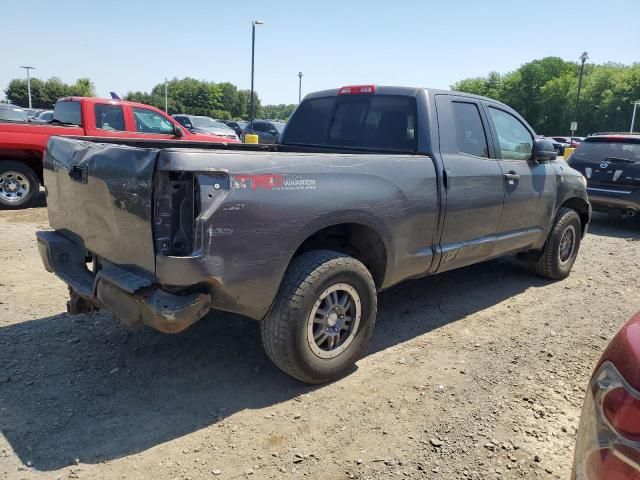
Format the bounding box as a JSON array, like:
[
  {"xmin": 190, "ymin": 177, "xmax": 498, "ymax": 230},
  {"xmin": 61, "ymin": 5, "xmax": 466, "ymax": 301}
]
[
  {"xmin": 249, "ymin": 20, "xmax": 264, "ymax": 132},
  {"xmin": 20, "ymin": 66, "xmax": 35, "ymax": 109},
  {"xmin": 615, "ymin": 105, "xmax": 621, "ymax": 131},
  {"xmin": 298, "ymin": 72, "xmax": 303, "ymax": 103},
  {"xmin": 164, "ymin": 77, "xmax": 168, "ymax": 113},
  {"xmin": 571, "ymin": 52, "xmax": 588, "ymax": 145},
  {"xmin": 631, "ymin": 101, "xmax": 640, "ymax": 134}
]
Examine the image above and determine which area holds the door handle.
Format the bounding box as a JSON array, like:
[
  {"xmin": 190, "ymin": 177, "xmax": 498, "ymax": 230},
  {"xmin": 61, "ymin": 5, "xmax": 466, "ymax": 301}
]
[{"xmin": 504, "ymin": 171, "xmax": 520, "ymax": 184}]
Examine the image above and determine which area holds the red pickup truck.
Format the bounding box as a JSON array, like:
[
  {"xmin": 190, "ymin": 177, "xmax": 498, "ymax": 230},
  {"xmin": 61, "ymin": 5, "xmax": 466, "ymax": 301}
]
[{"xmin": 0, "ymin": 97, "xmax": 238, "ymax": 208}]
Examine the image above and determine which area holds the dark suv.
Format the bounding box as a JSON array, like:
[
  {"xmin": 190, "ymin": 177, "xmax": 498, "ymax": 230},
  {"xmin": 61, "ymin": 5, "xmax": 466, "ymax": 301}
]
[
  {"xmin": 567, "ymin": 135, "xmax": 640, "ymax": 217},
  {"xmin": 243, "ymin": 120, "xmax": 286, "ymax": 144}
]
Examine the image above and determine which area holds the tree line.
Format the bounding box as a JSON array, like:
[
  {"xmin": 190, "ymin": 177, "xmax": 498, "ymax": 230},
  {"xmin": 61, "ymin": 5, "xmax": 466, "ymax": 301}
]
[
  {"xmin": 4, "ymin": 59, "xmax": 639, "ymax": 129},
  {"xmin": 452, "ymin": 57, "xmax": 640, "ymax": 135},
  {"xmin": 3, "ymin": 76, "xmax": 297, "ymax": 120},
  {"xmin": 3, "ymin": 77, "xmax": 96, "ymax": 109}
]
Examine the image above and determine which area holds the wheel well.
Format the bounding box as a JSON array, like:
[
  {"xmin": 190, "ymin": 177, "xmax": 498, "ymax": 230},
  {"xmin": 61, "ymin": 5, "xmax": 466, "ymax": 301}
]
[
  {"xmin": 560, "ymin": 197, "xmax": 590, "ymax": 235},
  {"xmin": 0, "ymin": 155, "xmax": 43, "ymax": 184},
  {"xmin": 293, "ymin": 223, "xmax": 387, "ymax": 288}
]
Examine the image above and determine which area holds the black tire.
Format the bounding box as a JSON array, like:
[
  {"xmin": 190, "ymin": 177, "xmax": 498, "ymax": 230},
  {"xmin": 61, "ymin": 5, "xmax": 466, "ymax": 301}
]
[
  {"xmin": 261, "ymin": 250, "xmax": 377, "ymax": 384},
  {"xmin": 0, "ymin": 161, "xmax": 39, "ymax": 209},
  {"xmin": 532, "ymin": 208, "xmax": 582, "ymax": 280}
]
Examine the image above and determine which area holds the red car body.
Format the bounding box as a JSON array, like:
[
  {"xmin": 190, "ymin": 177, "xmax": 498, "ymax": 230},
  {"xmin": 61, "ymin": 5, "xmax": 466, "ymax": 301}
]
[
  {"xmin": 0, "ymin": 97, "xmax": 238, "ymax": 207},
  {"xmin": 573, "ymin": 311, "xmax": 640, "ymax": 479}
]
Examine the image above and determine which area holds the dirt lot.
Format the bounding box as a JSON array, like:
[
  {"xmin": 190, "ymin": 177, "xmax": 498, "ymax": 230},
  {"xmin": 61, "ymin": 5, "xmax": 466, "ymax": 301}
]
[{"xmin": 1, "ymin": 199, "xmax": 639, "ymax": 480}]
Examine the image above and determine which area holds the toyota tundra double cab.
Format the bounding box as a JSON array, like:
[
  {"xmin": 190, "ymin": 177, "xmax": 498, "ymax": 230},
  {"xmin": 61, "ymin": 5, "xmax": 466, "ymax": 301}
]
[{"xmin": 36, "ymin": 85, "xmax": 590, "ymax": 383}]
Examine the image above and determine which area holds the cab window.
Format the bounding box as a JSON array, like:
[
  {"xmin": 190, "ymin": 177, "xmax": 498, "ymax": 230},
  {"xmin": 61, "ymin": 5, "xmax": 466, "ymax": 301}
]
[
  {"xmin": 94, "ymin": 104, "xmax": 125, "ymax": 131},
  {"xmin": 489, "ymin": 107, "xmax": 533, "ymax": 160},
  {"xmin": 132, "ymin": 108, "xmax": 175, "ymax": 134},
  {"xmin": 451, "ymin": 101, "xmax": 489, "ymax": 158}
]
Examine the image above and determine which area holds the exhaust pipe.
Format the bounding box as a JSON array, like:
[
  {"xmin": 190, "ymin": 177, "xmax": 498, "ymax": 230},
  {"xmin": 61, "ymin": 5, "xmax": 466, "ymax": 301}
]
[{"xmin": 622, "ymin": 208, "xmax": 637, "ymax": 218}]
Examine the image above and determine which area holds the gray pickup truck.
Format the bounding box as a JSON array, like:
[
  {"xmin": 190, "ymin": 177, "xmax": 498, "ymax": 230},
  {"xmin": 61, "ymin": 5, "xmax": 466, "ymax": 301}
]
[{"xmin": 36, "ymin": 85, "xmax": 590, "ymax": 383}]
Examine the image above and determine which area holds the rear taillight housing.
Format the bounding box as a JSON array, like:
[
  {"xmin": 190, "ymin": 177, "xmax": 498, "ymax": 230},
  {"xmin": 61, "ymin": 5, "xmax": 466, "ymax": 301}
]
[
  {"xmin": 573, "ymin": 361, "xmax": 640, "ymax": 479},
  {"xmin": 338, "ymin": 85, "xmax": 376, "ymax": 95}
]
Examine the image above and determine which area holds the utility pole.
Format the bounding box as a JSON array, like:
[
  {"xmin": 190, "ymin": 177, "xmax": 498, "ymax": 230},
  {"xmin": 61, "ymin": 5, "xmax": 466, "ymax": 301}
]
[
  {"xmin": 615, "ymin": 105, "xmax": 621, "ymax": 131},
  {"xmin": 164, "ymin": 78, "xmax": 168, "ymax": 113},
  {"xmin": 298, "ymin": 72, "xmax": 303, "ymax": 103},
  {"xmin": 20, "ymin": 66, "xmax": 35, "ymax": 109},
  {"xmin": 570, "ymin": 52, "xmax": 588, "ymax": 145},
  {"xmin": 249, "ymin": 20, "xmax": 264, "ymax": 132},
  {"xmin": 631, "ymin": 101, "xmax": 640, "ymax": 134}
]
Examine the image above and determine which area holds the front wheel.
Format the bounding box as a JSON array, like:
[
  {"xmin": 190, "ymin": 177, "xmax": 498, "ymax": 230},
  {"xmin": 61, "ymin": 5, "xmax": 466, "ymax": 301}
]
[
  {"xmin": 0, "ymin": 161, "xmax": 40, "ymax": 209},
  {"xmin": 532, "ymin": 208, "xmax": 582, "ymax": 280},
  {"xmin": 261, "ymin": 250, "xmax": 377, "ymax": 384}
]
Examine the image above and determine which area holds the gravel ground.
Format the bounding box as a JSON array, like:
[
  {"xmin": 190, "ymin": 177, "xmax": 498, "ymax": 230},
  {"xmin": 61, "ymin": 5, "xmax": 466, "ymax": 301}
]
[{"xmin": 1, "ymin": 200, "xmax": 639, "ymax": 480}]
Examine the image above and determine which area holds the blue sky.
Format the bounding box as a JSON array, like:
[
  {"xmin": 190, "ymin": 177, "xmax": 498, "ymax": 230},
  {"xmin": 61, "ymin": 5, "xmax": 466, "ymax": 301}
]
[{"xmin": 3, "ymin": 0, "xmax": 639, "ymax": 105}]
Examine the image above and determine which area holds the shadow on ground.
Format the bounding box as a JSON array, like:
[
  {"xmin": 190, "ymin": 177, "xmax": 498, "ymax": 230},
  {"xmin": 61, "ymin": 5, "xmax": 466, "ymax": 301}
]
[
  {"xmin": 587, "ymin": 212, "xmax": 640, "ymax": 240},
  {"xmin": 0, "ymin": 257, "xmax": 549, "ymax": 471}
]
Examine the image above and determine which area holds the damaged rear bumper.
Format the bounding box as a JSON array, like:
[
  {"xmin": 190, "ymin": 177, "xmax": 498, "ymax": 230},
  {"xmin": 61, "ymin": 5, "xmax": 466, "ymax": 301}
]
[{"xmin": 36, "ymin": 231, "xmax": 210, "ymax": 333}]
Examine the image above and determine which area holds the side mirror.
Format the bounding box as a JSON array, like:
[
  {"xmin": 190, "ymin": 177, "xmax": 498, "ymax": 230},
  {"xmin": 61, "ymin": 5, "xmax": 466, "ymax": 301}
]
[
  {"xmin": 173, "ymin": 124, "xmax": 184, "ymax": 138},
  {"xmin": 532, "ymin": 138, "xmax": 557, "ymax": 162}
]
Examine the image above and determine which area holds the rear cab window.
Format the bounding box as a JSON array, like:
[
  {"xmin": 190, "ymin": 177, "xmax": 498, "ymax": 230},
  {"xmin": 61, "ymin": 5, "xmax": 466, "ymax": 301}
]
[
  {"xmin": 282, "ymin": 94, "xmax": 417, "ymax": 152},
  {"xmin": 53, "ymin": 101, "xmax": 82, "ymax": 126}
]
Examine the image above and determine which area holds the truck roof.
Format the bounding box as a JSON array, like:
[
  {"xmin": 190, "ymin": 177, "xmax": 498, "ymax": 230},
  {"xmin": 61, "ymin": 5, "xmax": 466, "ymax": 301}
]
[
  {"xmin": 57, "ymin": 96, "xmax": 161, "ymax": 109},
  {"xmin": 304, "ymin": 85, "xmax": 513, "ymax": 109}
]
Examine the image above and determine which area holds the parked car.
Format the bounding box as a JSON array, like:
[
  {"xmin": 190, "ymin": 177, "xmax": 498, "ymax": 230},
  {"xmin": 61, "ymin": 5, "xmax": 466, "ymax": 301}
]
[
  {"xmin": 572, "ymin": 311, "xmax": 640, "ymax": 480},
  {"xmin": 0, "ymin": 97, "xmax": 239, "ymax": 208},
  {"xmin": 567, "ymin": 134, "xmax": 640, "ymax": 217},
  {"xmin": 551, "ymin": 136, "xmax": 580, "ymax": 148},
  {"xmin": 243, "ymin": 120, "xmax": 285, "ymax": 144},
  {"xmin": 36, "ymin": 85, "xmax": 590, "ymax": 384},
  {"xmin": 172, "ymin": 114, "xmax": 239, "ymax": 141},
  {"xmin": 24, "ymin": 108, "xmax": 43, "ymax": 119},
  {"xmin": 0, "ymin": 105, "xmax": 29, "ymax": 123},
  {"xmin": 219, "ymin": 120, "xmax": 246, "ymax": 138},
  {"xmin": 34, "ymin": 110, "xmax": 54, "ymax": 122},
  {"xmin": 542, "ymin": 136, "xmax": 568, "ymax": 155}
]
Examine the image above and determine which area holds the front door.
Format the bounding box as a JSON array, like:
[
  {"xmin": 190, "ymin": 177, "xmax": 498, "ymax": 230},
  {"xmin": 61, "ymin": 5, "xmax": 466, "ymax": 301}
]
[
  {"xmin": 484, "ymin": 105, "xmax": 557, "ymax": 254},
  {"xmin": 435, "ymin": 95, "xmax": 505, "ymax": 272}
]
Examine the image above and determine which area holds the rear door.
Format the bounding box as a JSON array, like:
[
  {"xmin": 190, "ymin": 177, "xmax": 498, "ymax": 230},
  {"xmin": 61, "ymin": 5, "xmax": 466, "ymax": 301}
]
[
  {"xmin": 485, "ymin": 105, "xmax": 557, "ymax": 253},
  {"xmin": 435, "ymin": 95, "xmax": 505, "ymax": 272}
]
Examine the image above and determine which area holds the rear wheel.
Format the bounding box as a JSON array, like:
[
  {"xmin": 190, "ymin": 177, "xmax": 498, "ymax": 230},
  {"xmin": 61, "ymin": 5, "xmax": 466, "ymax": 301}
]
[
  {"xmin": 532, "ymin": 207, "xmax": 582, "ymax": 280},
  {"xmin": 261, "ymin": 250, "xmax": 377, "ymax": 384},
  {"xmin": 0, "ymin": 161, "xmax": 39, "ymax": 209}
]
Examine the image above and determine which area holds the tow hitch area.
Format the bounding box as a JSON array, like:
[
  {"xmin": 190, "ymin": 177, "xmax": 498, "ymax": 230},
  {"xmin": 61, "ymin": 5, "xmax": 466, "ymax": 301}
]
[{"xmin": 36, "ymin": 230, "xmax": 211, "ymax": 334}]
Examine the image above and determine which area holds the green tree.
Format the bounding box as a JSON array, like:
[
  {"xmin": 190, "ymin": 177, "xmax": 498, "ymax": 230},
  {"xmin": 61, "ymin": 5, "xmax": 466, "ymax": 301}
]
[{"xmin": 452, "ymin": 58, "xmax": 640, "ymax": 135}]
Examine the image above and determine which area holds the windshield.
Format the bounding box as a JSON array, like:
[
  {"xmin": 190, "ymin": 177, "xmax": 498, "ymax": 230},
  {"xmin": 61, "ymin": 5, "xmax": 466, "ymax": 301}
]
[
  {"xmin": 283, "ymin": 95, "xmax": 417, "ymax": 151},
  {"xmin": 193, "ymin": 117, "xmax": 229, "ymax": 130},
  {"xmin": 573, "ymin": 139, "xmax": 640, "ymax": 163},
  {"xmin": 0, "ymin": 107, "xmax": 28, "ymax": 122},
  {"xmin": 273, "ymin": 122, "xmax": 286, "ymax": 133},
  {"xmin": 53, "ymin": 101, "xmax": 82, "ymax": 125}
]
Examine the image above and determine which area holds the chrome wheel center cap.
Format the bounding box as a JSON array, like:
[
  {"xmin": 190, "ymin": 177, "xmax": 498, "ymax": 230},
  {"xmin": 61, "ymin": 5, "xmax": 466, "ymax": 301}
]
[
  {"xmin": 327, "ymin": 312, "xmax": 338, "ymax": 327},
  {"xmin": 6, "ymin": 181, "xmax": 18, "ymax": 192}
]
